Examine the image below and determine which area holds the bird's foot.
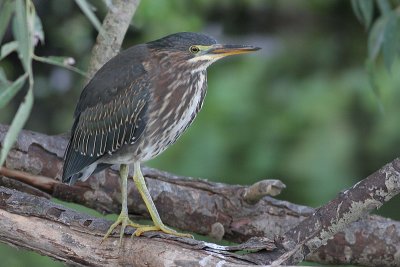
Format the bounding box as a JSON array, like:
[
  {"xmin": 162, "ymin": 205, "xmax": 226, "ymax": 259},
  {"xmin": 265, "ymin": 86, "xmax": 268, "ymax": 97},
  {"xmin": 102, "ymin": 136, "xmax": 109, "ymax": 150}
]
[
  {"xmin": 133, "ymin": 223, "xmax": 193, "ymax": 239},
  {"xmin": 102, "ymin": 211, "xmax": 151, "ymax": 245}
]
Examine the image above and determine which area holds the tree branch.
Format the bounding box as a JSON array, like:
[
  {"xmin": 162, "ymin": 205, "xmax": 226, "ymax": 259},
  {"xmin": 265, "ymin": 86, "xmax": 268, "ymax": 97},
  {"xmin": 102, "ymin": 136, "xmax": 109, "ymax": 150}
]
[
  {"xmin": 268, "ymin": 159, "xmax": 400, "ymax": 265},
  {"xmin": 1, "ymin": 124, "xmax": 399, "ymax": 266},
  {"xmin": 0, "ymin": 186, "xmax": 271, "ymax": 266},
  {"xmin": 85, "ymin": 0, "xmax": 141, "ymax": 80}
]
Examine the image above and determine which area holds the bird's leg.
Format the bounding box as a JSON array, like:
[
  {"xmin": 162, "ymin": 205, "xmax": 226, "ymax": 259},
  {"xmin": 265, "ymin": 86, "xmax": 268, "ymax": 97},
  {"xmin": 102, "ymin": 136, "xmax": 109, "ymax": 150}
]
[
  {"xmin": 131, "ymin": 162, "xmax": 193, "ymax": 238},
  {"xmin": 102, "ymin": 164, "xmax": 151, "ymax": 244}
]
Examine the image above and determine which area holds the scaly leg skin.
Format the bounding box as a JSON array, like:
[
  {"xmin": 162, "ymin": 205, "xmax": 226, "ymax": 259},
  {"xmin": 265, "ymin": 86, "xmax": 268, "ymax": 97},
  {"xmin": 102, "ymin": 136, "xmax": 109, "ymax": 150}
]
[
  {"xmin": 102, "ymin": 164, "xmax": 152, "ymax": 245},
  {"xmin": 132, "ymin": 162, "xmax": 193, "ymax": 238}
]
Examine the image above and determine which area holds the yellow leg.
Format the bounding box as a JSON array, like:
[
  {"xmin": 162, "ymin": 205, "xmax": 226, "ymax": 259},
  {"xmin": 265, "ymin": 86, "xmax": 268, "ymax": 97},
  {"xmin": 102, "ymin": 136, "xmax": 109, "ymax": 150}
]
[
  {"xmin": 102, "ymin": 164, "xmax": 152, "ymax": 244},
  {"xmin": 132, "ymin": 162, "xmax": 193, "ymax": 238}
]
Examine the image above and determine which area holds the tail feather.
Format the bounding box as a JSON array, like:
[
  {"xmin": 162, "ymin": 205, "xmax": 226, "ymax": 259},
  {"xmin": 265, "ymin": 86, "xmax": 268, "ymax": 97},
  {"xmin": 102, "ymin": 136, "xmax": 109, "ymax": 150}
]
[
  {"xmin": 62, "ymin": 125, "xmax": 100, "ymax": 184},
  {"xmin": 63, "ymin": 162, "xmax": 113, "ymax": 185},
  {"xmin": 62, "ymin": 116, "xmax": 112, "ymax": 185}
]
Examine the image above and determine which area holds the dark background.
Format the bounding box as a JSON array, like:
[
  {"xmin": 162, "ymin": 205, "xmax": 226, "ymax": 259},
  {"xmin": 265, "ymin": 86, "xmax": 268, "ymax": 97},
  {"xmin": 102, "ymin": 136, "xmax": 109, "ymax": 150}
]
[{"xmin": 0, "ymin": 1, "xmax": 399, "ymax": 266}]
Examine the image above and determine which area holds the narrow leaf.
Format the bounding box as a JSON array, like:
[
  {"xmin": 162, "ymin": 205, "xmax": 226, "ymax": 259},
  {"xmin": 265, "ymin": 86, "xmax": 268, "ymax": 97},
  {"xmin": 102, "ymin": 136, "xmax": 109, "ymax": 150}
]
[
  {"xmin": 365, "ymin": 59, "xmax": 384, "ymax": 114},
  {"xmin": 102, "ymin": 0, "xmax": 113, "ymax": 9},
  {"xmin": 37, "ymin": 55, "xmax": 75, "ymax": 65},
  {"xmin": 74, "ymin": 0, "xmax": 105, "ymax": 36},
  {"xmin": 0, "ymin": 87, "xmax": 34, "ymax": 167},
  {"xmin": 0, "ymin": 74, "xmax": 27, "ymax": 109},
  {"xmin": 351, "ymin": 0, "xmax": 374, "ymax": 29},
  {"xmin": 33, "ymin": 55, "xmax": 87, "ymax": 77},
  {"xmin": 0, "ymin": 40, "xmax": 18, "ymax": 61},
  {"xmin": 34, "ymin": 13, "xmax": 44, "ymax": 45},
  {"xmin": 351, "ymin": 0, "xmax": 363, "ymax": 24},
  {"xmin": 368, "ymin": 16, "xmax": 387, "ymax": 61},
  {"xmin": 0, "ymin": 0, "xmax": 14, "ymax": 43},
  {"xmin": 12, "ymin": 0, "xmax": 31, "ymax": 73},
  {"xmin": 382, "ymin": 12, "xmax": 399, "ymax": 70},
  {"xmin": 27, "ymin": 0, "xmax": 39, "ymax": 46},
  {"xmin": 376, "ymin": 0, "xmax": 391, "ymax": 15},
  {"xmin": 358, "ymin": 0, "xmax": 374, "ymax": 29},
  {"xmin": 0, "ymin": 67, "xmax": 9, "ymax": 86}
]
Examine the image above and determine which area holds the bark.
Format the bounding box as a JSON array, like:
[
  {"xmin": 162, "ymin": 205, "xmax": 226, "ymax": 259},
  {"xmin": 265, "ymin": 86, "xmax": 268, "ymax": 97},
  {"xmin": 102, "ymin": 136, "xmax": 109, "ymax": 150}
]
[
  {"xmin": 0, "ymin": 186, "xmax": 271, "ymax": 267},
  {"xmin": 1, "ymin": 124, "xmax": 400, "ymax": 266},
  {"xmin": 265, "ymin": 159, "xmax": 400, "ymax": 265},
  {"xmin": 85, "ymin": 0, "xmax": 141, "ymax": 81}
]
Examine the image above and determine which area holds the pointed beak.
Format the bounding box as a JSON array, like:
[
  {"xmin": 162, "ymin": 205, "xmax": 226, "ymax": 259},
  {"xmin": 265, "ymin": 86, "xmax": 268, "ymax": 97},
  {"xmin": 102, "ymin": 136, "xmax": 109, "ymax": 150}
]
[{"xmin": 207, "ymin": 44, "xmax": 261, "ymax": 57}]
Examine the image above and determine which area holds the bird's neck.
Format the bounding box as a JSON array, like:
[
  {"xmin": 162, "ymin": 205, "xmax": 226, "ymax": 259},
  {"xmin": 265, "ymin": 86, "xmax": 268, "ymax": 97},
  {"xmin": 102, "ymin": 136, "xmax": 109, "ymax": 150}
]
[
  {"xmin": 148, "ymin": 67, "xmax": 207, "ymax": 119},
  {"xmin": 147, "ymin": 51, "xmax": 208, "ymax": 111}
]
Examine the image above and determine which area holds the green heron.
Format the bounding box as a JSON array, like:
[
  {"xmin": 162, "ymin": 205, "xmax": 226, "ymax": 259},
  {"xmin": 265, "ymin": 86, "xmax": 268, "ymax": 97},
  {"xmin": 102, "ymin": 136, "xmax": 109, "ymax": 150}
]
[{"xmin": 62, "ymin": 32, "xmax": 259, "ymax": 242}]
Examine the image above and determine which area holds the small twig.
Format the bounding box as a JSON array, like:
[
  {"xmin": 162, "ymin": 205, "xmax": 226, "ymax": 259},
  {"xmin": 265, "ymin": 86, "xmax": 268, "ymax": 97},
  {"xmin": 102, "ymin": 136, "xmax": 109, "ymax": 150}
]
[
  {"xmin": 243, "ymin": 179, "xmax": 286, "ymax": 204},
  {"xmin": 0, "ymin": 166, "xmax": 57, "ymax": 192}
]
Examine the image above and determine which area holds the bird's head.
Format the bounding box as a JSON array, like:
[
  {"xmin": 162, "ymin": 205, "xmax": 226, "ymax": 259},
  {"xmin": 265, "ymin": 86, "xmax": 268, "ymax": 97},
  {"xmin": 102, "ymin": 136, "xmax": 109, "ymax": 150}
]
[{"xmin": 147, "ymin": 32, "xmax": 260, "ymax": 73}]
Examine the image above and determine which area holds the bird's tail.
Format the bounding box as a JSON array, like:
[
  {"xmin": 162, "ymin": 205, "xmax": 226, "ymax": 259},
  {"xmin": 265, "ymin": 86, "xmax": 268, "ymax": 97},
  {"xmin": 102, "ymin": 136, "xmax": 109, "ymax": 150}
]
[{"xmin": 62, "ymin": 162, "xmax": 112, "ymax": 185}]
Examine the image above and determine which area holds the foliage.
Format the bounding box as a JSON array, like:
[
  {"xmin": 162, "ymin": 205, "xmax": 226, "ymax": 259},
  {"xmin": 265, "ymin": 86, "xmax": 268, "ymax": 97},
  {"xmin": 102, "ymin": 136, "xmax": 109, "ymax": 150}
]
[
  {"xmin": 351, "ymin": 0, "xmax": 400, "ymax": 108},
  {"xmin": 0, "ymin": 0, "xmax": 98, "ymax": 167},
  {"xmin": 352, "ymin": 0, "xmax": 400, "ymax": 70}
]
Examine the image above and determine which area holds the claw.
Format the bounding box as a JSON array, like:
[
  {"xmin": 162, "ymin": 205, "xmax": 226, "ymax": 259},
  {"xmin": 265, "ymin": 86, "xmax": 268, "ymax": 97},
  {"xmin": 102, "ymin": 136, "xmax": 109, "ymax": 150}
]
[
  {"xmin": 102, "ymin": 212, "xmax": 152, "ymax": 245},
  {"xmin": 102, "ymin": 163, "xmax": 192, "ymax": 246},
  {"xmin": 131, "ymin": 162, "xmax": 193, "ymax": 239},
  {"xmin": 101, "ymin": 212, "xmax": 192, "ymax": 245},
  {"xmin": 133, "ymin": 223, "xmax": 194, "ymax": 238}
]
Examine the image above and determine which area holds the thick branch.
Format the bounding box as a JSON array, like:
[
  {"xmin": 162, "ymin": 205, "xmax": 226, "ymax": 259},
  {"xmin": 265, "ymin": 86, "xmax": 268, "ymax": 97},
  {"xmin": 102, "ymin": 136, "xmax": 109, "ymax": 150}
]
[
  {"xmin": 86, "ymin": 0, "xmax": 140, "ymax": 80},
  {"xmin": 1, "ymin": 124, "xmax": 399, "ymax": 266},
  {"xmin": 0, "ymin": 186, "xmax": 266, "ymax": 266}
]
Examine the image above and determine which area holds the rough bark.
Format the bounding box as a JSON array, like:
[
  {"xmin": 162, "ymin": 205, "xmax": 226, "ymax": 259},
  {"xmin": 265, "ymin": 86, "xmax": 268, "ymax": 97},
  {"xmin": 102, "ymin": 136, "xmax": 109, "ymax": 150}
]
[
  {"xmin": 0, "ymin": 186, "xmax": 271, "ymax": 267},
  {"xmin": 1, "ymin": 124, "xmax": 399, "ymax": 266},
  {"xmin": 264, "ymin": 159, "xmax": 400, "ymax": 265},
  {"xmin": 85, "ymin": 0, "xmax": 141, "ymax": 81}
]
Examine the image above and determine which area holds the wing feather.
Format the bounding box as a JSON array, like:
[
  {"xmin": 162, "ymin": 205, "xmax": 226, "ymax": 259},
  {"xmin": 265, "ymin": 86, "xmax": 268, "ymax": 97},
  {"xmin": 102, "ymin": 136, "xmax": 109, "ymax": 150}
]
[{"xmin": 62, "ymin": 44, "xmax": 151, "ymax": 182}]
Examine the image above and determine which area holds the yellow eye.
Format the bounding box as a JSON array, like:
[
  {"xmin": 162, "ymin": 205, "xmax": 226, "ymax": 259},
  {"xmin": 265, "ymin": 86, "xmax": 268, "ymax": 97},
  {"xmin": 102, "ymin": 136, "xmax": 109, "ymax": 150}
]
[{"xmin": 189, "ymin": 45, "xmax": 200, "ymax": 54}]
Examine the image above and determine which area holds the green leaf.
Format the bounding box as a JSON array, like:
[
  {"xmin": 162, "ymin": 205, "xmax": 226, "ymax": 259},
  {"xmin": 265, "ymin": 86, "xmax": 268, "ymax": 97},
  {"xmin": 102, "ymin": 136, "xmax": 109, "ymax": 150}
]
[
  {"xmin": 74, "ymin": 0, "xmax": 105, "ymax": 36},
  {"xmin": 34, "ymin": 13, "xmax": 44, "ymax": 44},
  {"xmin": 26, "ymin": 0, "xmax": 38, "ymax": 44},
  {"xmin": 382, "ymin": 12, "xmax": 399, "ymax": 70},
  {"xmin": 0, "ymin": 0, "xmax": 14, "ymax": 43},
  {"xmin": 359, "ymin": 0, "xmax": 374, "ymax": 28},
  {"xmin": 33, "ymin": 55, "xmax": 87, "ymax": 77},
  {"xmin": 102, "ymin": 0, "xmax": 113, "ymax": 8},
  {"xmin": 37, "ymin": 55, "xmax": 75, "ymax": 65},
  {"xmin": 12, "ymin": 0, "xmax": 32, "ymax": 73},
  {"xmin": 0, "ymin": 74, "xmax": 27, "ymax": 109},
  {"xmin": 376, "ymin": 0, "xmax": 391, "ymax": 15},
  {"xmin": 368, "ymin": 16, "xmax": 387, "ymax": 61},
  {"xmin": 351, "ymin": 0, "xmax": 374, "ymax": 29},
  {"xmin": 351, "ymin": 0, "xmax": 363, "ymax": 23},
  {"xmin": 0, "ymin": 67, "xmax": 9, "ymax": 86},
  {"xmin": 0, "ymin": 40, "xmax": 18, "ymax": 61},
  {"xmin": 365, "ymin": 59, "xmax": 384, "ymax": 114},
  {"xmin": 0, "ymin": 87, "xmax": 33, "ymax": 167}
]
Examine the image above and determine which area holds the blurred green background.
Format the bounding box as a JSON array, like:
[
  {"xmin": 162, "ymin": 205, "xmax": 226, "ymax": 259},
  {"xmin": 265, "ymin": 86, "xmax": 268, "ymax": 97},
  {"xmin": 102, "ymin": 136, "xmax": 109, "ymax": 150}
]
[{"xmin": 1, "ymin": 0, "xmax": 399, "ymax": 266}]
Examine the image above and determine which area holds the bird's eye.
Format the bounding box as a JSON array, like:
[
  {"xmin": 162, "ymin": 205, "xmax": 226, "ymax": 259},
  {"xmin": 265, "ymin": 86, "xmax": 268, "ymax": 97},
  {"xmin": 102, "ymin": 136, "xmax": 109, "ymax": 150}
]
[{"xmin": 189, "ymin": 45, "xmax": 200, "ymax": 54}]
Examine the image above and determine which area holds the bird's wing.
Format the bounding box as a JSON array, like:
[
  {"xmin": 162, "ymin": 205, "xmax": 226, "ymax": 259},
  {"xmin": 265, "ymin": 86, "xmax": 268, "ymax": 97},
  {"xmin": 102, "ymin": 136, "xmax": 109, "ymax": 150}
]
[{"xmin": 62, "ymin": 45, "xmax": 151, "ymax": 181}]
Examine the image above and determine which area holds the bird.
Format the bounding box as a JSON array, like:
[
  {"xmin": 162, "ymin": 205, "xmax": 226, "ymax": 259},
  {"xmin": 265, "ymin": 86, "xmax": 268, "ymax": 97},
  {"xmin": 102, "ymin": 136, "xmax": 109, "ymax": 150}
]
[{"xmin": 62, "ymin": 32, "xmax": 260, "ymax": 242}]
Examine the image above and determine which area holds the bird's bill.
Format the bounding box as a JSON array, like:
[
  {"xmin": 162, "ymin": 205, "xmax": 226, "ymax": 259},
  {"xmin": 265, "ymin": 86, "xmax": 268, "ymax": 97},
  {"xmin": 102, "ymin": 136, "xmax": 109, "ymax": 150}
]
[{"xmin": 207, "ymin": 44, "xmax": 260, "ymax": 57}]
